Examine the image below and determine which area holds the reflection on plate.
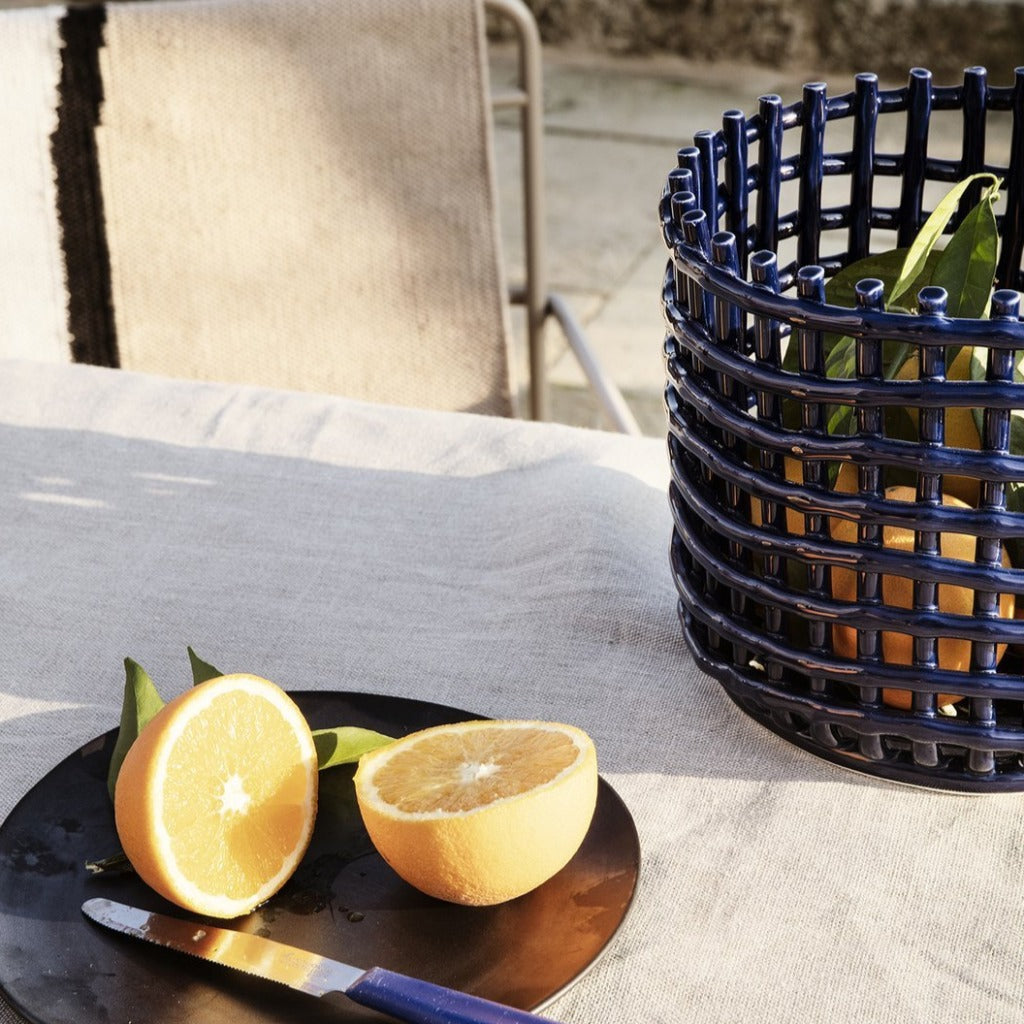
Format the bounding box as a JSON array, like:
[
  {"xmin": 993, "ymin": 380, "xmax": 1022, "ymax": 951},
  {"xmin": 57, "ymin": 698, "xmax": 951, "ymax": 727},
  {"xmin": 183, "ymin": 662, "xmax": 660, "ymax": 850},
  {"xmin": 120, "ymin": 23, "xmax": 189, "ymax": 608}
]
[{"xmin": 0, "ymin": 691, "xmax": 639, "ymax": 1024}]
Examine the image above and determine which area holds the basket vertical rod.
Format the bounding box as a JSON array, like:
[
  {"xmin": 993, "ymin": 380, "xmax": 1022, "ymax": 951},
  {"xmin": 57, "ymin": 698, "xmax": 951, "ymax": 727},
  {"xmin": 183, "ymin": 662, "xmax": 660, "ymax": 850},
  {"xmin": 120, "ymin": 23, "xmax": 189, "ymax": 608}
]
[
  {"xmin": 897, "ymin": 68, "xmax": 932, "ymax": 246},
  {"xmin": 755, "ymin": 95, "xmax": 784, "ymax": 256},
  {"xmin": 995, "ymin": 67, "xmax": 1024, "ymax": 291},
  {"xmin": 695, "ymin": 130, "xmax": 720, "ymax": 231},
  {"xmin": 670, "ymin": 186, "xmax": 697, "ymax": 287},
  {"xmin": 795, "ymin": 266, "xmax": 837, "ymax": 732},
  {"xmin": 677, "ymin": 146, "xmax": 702, "ymax": 213},
  {"xmin": 853, "ymin": 280, "xmax": 885, "ymax": 503},
  {"xmin": 967, "ymin": 289, "xmax": 1020, "ymax": 771},
  {"xmin": 662, "ymin": 167, "xmax": 694, "ymax": 250},
  {"xmin": 797, "ymin": 84, "xmax": 827, "ymax": 269},
  {"xmin": 848, "ymin": 73, "xmax": 879, "ymax": 262},
  {"xmin": 722, "ymin": 110, "xmax": 749, "ymax": 275},
  {"xmin": 680, "ymin": 209, "xmax": 724, "ymax": 657},
  {"xmin": 664, "ymin": 177, "xmax": 700, "ymax": 593},
  {"xmin": 852, "ymin": 279, "xmax": 886, "ymax": 759},
  {"xmin": 750, "ymin": 250, "xmax": 787, "ymax": 684},
  {"xmin": 681, "ymin": 211, "xmax": 716, "ymax": 482},
  {"xmin": 711, "ymin": 230, "xmax": 745, "ymax": 429},
  {"xmin": 958, "ymin": 67, "xmax": 989, "ymax": 225},
  {"xmin": 670, "ymin": 196, "xmax": 712, "ymax": 456},
  {"xmin": 669, "ymin": 181, "xmax": 696, "ymax": 236},
  {"xmin": 750, "ymin": 251, "xmax": 784, "ymax": 450},
  {"xmin": 909, "ymin": 289, "xmax": 946, "ymax": 763},
  {"xmin": 681, "ymin": 211, "xmax": 715, "ymax": 335},
  {"xmin": 663, "ymin": 182, "xmax": 696, "ymax": 392},
  {"xmin": 712, "ymin": 232, "xmax": 751, "ymax": 661},
  {"xmin": 914, "ymin": 289, "xmax": 948, "ymax": 511}
]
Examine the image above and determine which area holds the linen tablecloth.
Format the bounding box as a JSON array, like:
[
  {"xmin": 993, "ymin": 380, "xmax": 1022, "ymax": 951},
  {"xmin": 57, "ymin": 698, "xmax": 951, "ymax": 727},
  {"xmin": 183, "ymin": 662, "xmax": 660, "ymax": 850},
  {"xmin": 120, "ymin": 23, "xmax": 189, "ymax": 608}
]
[{"xmin": 3, "ymin": 359, "xmax": 1024, "ymax": 1023}]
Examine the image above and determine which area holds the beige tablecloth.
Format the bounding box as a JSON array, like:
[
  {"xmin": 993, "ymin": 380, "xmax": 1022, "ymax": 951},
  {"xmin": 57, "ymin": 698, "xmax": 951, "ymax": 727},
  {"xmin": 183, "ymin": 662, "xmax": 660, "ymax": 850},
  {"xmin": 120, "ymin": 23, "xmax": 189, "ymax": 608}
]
[{"xmin": 3, "ymin": 359, "xmax": 1024, "ymax": 1024}]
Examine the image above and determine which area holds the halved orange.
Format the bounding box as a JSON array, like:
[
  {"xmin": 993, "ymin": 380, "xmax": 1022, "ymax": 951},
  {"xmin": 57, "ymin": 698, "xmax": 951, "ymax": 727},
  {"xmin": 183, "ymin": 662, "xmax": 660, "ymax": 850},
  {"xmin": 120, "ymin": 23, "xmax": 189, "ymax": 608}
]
[
  {"xmin": 114, "ymin": 674, "xmax": 318, "ymax": 919},
  {"xmin": 353, "ymin": 719, "xmax": 598, "ymax": 906}
]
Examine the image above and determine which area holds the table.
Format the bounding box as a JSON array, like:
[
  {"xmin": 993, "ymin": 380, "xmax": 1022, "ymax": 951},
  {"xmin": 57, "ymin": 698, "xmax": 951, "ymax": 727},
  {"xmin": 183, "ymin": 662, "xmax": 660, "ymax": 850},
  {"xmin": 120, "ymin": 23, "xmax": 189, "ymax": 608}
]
[{"xmin": 3, "ymin": 359, "xmax": 1024, "ymax": 1024}]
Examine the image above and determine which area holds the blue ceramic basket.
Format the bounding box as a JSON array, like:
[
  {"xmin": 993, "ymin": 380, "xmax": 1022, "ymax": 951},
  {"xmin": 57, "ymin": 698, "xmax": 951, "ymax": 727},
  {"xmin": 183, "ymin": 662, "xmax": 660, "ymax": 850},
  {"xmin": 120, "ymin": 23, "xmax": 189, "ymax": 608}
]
[{"xmin": 661, "ymin": 67, "xmax": 1024, "ymax": 792}]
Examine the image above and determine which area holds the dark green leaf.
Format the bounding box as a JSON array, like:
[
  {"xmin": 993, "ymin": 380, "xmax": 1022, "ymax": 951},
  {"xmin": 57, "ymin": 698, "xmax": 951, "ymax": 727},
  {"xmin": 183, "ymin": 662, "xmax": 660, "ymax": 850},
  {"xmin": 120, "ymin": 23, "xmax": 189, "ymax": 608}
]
[
  {"xmin": 1005, "ymin": 476, "xmax": 1024, "ymax": 569},
  {"xmin": 107, "ymin": 658, "xmax": 165, "ymax": 800},
  {"xmin": 312, "ymin": 727, "xmax": 394, "ymax": 770},
  {"xmin": 827, "ymin": 403, "xmax": 855, "ymax": 437},
  {"xmin": 969, "ymin": 350, "xmax": 1024, "ymax": 445},
  {"xmin": 188, "ymin": 647, "xmax": 223, "ymax": 685},
  {"xmin": 930, "ymin": 182, "xmax": 1000, "ymax": 318},
  {"xmin": 885, "ymin": 404, "xmax": 919, "ymax": 446},
  {"xmin": 883, "ymin": 340, "xmax": 916, "ymax": 380},
  {"xmin": 1009, "ymin": 411, "xmax": 1024, "ymax": 460},
  {"xmin": 967, "ymin": 347, "xmax": 987, "ymax": 381},
  {"xmin": 826, "ymin": 248, "xmax": 915, "ymax": 310},
  {"xmin": 825, "ymin": 335, "xmax": 857, "ymax": 379},
  {"xmin": 890, "ymin": 173, "xmax": 1000, "ymax": 308},
  {"xmin": 1007, "ymin": 475, "xmax": 1024, "ymax": 513},
  {"xmin": 781, "ymin": 334, "xmax": 802, "ymax": 375},
  {"xmin": 781, "ymin": 396, "xmax": 802, "ymax": 432}
]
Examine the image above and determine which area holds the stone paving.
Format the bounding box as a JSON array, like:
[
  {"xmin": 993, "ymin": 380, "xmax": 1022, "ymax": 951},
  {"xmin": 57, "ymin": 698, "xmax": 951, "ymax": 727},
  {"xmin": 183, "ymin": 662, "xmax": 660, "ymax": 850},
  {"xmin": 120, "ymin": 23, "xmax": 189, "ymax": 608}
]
[{"xmin": 491, "ymin": 49, "xmax": 834, "ymax": 433}]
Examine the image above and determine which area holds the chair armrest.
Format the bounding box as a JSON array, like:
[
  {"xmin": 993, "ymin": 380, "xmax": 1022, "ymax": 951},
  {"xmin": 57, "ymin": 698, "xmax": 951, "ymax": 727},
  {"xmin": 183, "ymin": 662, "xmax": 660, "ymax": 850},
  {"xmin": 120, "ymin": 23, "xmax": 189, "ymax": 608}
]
[{"xmin": 544, "ymin": 291, "xmax": 643, "ymax": 436}]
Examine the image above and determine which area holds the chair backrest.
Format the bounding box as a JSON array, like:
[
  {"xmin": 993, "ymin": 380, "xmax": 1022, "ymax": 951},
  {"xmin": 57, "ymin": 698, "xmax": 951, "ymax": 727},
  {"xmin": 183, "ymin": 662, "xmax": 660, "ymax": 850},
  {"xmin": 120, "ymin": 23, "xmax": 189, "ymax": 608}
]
[{"xmin": 1, "ymin": 0, "xmax": 517, "ymax": 416}]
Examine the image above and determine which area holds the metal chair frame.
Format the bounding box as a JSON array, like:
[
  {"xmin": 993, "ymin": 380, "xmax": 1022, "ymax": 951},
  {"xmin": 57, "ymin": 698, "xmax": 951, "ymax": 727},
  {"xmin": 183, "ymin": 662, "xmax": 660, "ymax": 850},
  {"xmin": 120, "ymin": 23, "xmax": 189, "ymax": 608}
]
[{"xmin": 484, "ymin": 0, "xmax": 641, "ymax": 435}]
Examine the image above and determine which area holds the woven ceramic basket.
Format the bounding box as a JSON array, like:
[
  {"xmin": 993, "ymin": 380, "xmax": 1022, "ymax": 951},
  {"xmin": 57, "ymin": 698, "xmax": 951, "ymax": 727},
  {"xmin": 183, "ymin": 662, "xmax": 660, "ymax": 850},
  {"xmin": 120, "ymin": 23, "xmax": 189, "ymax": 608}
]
[{"xmin": 662, "ymin": 66, "xmax": 1024, "ymax": 792}]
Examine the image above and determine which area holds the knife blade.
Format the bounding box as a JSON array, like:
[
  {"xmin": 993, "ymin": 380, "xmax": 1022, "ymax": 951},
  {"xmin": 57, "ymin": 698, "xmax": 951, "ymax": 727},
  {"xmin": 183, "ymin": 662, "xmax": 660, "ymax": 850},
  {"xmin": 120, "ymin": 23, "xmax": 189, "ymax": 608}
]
[{"xmin": 82, "ymin": 897, "xmax": 563, "ymax": 1024}]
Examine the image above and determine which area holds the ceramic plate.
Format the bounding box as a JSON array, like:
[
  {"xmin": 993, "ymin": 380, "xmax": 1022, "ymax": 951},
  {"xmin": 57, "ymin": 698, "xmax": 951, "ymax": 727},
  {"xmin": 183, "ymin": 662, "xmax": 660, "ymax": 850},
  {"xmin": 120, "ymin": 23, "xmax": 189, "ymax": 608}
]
[{"xmin": 0, "ymin": 691, "xmax": 639, "ymax": 1023}]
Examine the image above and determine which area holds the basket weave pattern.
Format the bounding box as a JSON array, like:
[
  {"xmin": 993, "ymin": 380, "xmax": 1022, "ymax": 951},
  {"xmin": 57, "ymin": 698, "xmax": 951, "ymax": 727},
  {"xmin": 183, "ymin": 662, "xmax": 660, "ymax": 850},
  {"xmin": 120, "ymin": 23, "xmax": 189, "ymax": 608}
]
[{"xmin": 661, "ymin": 67, "xmax": 1024, "ymax": 791}]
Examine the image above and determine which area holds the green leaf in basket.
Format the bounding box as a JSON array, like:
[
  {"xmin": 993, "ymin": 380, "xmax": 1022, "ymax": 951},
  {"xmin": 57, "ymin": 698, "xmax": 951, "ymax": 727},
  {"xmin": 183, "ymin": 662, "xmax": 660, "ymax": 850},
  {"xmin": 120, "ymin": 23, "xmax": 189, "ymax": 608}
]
[
  {"xmin": 1005, "ymin": 480, "xmax": 1024, "ymax": 569},
  {"xmin": 826, "ymin": 401, "xmax": 855, "ymax": 439},
  {"xmin": 882, "ymin": 340, "xmax": 916, "ymax": 380},
  {"xmin": 825, "ymin": 334, "xmax": 856, "ymax": 379},
  {"xmin": 969, "ymin": 349, "xmax": 1024, "ymax": 446},
  {"xmin": 106, "ymin": 657, "xmax": 165, "ymax": 800},
  {"xmin": 889, "ymin": 172, "xmax": 1000, "ymax": 309},
  {"xmin": 1010, "ymin": 413, "xmax": 1024, "ymax": 463},
  {"xmin": 312, "ymin": 726, "xmax": 394, "ymax": 770},
  {"xmin": 781, "ymin": 334, "xmax": 799, "ymax": 375},
  {"xmin": 188, "ymin": 646, "xmax": 223, "ymax": 685},
  {"xmin": 885, "ymin": 405, "xmax": 920, "ymax": 450},
  {"xmin": 929, "ymin": 178, "xmax": 1001, "ymax": 319},
  {"xmin": 825, "ymin": 247, "xmax": 918, "ymax": 311}
]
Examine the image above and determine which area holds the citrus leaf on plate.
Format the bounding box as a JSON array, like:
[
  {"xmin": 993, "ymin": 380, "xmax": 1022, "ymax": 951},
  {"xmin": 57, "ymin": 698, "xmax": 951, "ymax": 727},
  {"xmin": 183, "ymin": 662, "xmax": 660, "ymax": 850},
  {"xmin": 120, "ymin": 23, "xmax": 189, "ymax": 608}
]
[
  {"xmin": 188, "ymin": 646, "xmax": 222, "ymax": 685},
  {"xmin": 106, "ymin": 658, "xmax": 165, "ymax": 800},
  {"xmin": 313, "ymin": 726, "xmax": 393, "ymax": 770}
]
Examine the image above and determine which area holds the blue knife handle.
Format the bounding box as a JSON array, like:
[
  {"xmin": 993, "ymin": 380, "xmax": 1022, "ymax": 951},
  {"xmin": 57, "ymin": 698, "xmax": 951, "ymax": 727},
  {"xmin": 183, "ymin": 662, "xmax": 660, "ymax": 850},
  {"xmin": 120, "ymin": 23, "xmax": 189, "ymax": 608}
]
[{"xmin": 345, "ymin": 966, "xmax": 564, "ymax": 1024}]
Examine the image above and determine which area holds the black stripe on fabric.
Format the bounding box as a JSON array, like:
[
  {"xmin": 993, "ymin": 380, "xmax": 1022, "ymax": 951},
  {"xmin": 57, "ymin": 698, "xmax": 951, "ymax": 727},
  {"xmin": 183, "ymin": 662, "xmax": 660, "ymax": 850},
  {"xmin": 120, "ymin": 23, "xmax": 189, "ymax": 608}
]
[{"xmin": 50, "ymin": 5, "xmax": 118, "ymax": 367}]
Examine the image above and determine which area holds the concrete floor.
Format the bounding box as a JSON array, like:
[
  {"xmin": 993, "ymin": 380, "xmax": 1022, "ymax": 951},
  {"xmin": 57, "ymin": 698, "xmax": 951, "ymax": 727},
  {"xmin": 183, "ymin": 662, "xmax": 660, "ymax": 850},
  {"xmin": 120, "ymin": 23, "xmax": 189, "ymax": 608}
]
[{"xmin": 489, "ymin": 49, "xmax": 832, "ymax": 434}]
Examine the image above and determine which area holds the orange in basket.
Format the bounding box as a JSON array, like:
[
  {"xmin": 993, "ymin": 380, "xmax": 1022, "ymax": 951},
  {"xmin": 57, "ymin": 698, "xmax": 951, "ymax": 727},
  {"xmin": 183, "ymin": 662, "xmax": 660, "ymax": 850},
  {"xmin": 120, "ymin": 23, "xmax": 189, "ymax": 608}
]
[{"xmin": 831, "ymin": 487, "xmax": 1015, "ymax": 709}]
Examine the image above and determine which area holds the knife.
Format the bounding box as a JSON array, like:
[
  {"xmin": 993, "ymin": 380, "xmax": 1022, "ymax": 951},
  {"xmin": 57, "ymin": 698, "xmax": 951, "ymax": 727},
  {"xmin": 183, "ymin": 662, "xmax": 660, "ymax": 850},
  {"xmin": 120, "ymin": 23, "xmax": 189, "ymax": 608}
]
[{"xmin": 82, "ymin": 897, "xmax": 563, "ymax": 1024}]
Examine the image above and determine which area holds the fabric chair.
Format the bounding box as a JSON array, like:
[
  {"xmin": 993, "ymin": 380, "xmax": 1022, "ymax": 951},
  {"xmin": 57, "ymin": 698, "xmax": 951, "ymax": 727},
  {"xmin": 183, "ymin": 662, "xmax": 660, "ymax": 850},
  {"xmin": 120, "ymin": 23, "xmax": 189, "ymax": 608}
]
[{"xmin": 0, "ymin": 0, "xmax": 640, "ymax": 433}]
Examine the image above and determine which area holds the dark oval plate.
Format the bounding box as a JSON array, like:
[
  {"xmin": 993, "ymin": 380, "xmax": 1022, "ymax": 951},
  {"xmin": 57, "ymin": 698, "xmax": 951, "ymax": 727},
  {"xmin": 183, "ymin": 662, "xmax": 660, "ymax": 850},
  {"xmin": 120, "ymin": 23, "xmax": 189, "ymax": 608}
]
[{"xmin": 0, "ymin": 691, "xmax": 639, "ymax": 1023}]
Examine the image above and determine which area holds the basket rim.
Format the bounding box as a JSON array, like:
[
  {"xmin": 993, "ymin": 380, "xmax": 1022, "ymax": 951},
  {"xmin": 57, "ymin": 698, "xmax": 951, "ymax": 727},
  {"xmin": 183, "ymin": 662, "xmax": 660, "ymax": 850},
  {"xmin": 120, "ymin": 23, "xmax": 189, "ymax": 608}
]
[{"xmin": 668, "ymin": 240, "xmax": 1024, "ymax": 345}]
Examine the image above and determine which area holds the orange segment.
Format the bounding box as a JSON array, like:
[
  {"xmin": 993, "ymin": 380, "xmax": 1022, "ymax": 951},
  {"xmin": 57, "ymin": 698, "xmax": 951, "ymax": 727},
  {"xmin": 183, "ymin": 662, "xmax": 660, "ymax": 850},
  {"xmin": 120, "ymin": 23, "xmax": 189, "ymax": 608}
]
[
  {"xmin": 354, "ymin": 720, "xmax": 598, "ymax": 907},
  {"xmin": 114, "ymin": 674, "xmax": 318, "ymax": 919}
]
